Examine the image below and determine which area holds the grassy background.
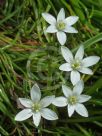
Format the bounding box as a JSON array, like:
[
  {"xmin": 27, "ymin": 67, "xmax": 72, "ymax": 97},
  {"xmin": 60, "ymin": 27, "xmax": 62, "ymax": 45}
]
[{"xmin": 0, "ymin": 0, "xmax": 102, "ymax": 135}]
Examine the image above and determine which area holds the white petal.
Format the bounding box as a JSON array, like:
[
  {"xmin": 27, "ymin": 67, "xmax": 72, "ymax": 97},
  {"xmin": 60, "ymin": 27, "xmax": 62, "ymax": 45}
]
[
  {"xmin": 52, "ymin": 97, "xmax": 67, "ymax": 107},
  {"xmin": 19, "ymin": 98, "xmax": 32, "ymax": 108},
  {"xmin": 59, "ymin": 63, "xmax": 72, "ymax": 71},
  {"xmin": 75, "ymin": 45, "xmax": 84, "ymax": 60},
  {"xmin": 62, "ymin": 85, "xmax": 72, "ymax": 97},
  {"xmin": 78, "ymin": 95, "xmax": 91, "ymax": 103},
  {"xmin": 57, "ymin": 8, "xmax": 65, "ymax": 21},
  {"xmin": 64, "ymin": 16, "xmax": 79, "ymax": 26},
  {"xmin": 71, "ymin": 71, "xmax": 80, "ymax": 85},
  {"xmin": 41, "ymin": 108, "xmax": 58, "ymax": 120},
  {"xmin": 82, "ymin": 56, "xmax": 100, "ymax": 67},
  {"xmin": 15, "ymin": 109, "xmax": 32, "ymax": 121},
  {"xmin": 79, "ymin": 67, "xmax": 93, "ymax": 75},
  {"xmin": 73, "ymin": 80, "xmax": 84, "ymax": 95},
  {"xmin": 40, "ymin": 95, "xmax": 55, "ymax": 108},
  {"xmin": 46, "ymin": 25, "xmax": 58, "ymax": 33},
  {"xmin": 61, "ymin": 46, "xmax": 73, "ymax": 62},
  {"xmin": 57, "ymin": 31, "xmax": 66, "ymax": 45},
  {"xmin": 33, "ymin": 112, "xmax": 41, "ymax": 127},
  {"xmin": 30, "ymin": 84, "xmax": 41, "ymax": 102},
  {"xmin": 64, "ymin": 26, "xmax": 78, "ymax": 33},
  {"xmin": 75, "ymin": 104, "xmax": 88, "ymax": 117},
  {"xmin": 67, "ymin": 104, "xmax": 75, "ymax": 117},
  {"xmin": 42, "ymin": 13, "xmax": 56, "ymax": 25}
]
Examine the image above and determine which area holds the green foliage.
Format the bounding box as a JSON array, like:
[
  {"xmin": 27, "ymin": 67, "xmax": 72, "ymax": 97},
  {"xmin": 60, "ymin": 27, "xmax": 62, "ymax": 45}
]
[{"xmin": 0, "ymin": 0, "xmax": 102, "ymax": 135}]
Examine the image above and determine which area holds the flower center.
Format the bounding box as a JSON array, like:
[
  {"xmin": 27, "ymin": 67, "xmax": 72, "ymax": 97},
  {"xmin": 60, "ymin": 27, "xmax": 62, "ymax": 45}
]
[
  {"xmin": 68, "ymin": 95, "xmax": 77, "ymax": 105},
  {"xmin": 71, "ymin": 59, "xmax": 81, "ymax": 70},
  {"xmin": 57, "ymin": 21, "xmax": 66, "ymax": 30},
  {"xmin": 32, "ymin": 103, "xmax": 41, "ymax": 112}
]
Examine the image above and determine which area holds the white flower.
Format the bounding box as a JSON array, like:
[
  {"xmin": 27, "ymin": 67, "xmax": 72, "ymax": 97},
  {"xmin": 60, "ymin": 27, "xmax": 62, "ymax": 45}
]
[
  {"xmin": 59, "ymin": 45, "xmax": 100, "ymax": 85},
  {"xmin": 15, "ymin": 84, "xmax": 58, "ymax": 127},
  {"xmin": 52, "ymin": 80, "xmax": 91, "ymax": 117},
  {"xmin": 42, "ymin": 8, "xmax": 79, "ymax": 45}
]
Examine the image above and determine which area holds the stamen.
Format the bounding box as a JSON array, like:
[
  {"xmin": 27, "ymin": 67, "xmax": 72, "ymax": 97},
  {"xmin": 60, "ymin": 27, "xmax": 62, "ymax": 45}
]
[
  {"xmin": 71, "ymin": 59, "xmax": 81, "ymax": 70},
  {"xmin": 57, "ymin": 21, "xmax": 66, "ymax": 30},
  {"xmin": 68, "ymin": 95, "xmax": 77, "ymax": 105},
  {"xmin": 32, "ymin": 103, "xmax": 41, "ymax": 112}
]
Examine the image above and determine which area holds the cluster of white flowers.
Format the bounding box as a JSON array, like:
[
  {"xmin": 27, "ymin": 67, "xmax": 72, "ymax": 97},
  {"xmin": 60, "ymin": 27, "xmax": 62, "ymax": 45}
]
[{"xmin": 15, "ymin": 8, "xmax": 100, "ymax": 127}]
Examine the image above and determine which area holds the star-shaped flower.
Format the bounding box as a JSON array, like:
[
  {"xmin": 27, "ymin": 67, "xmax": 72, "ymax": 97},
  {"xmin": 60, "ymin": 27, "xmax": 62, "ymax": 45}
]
[
  {"xmin": 15, "ymin": 84, "xmax": 58, "ymax": 127},
  {"xmin": 42, "ymin": 8, "xmax": 79, "ymax": 45},
  {"xmin": 59, "ymin": 45, "xmax": 100, "ymax": 85},
  {"xmin": 52, "ymin": 80, "xmax": 91, "ymax": 117}
]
